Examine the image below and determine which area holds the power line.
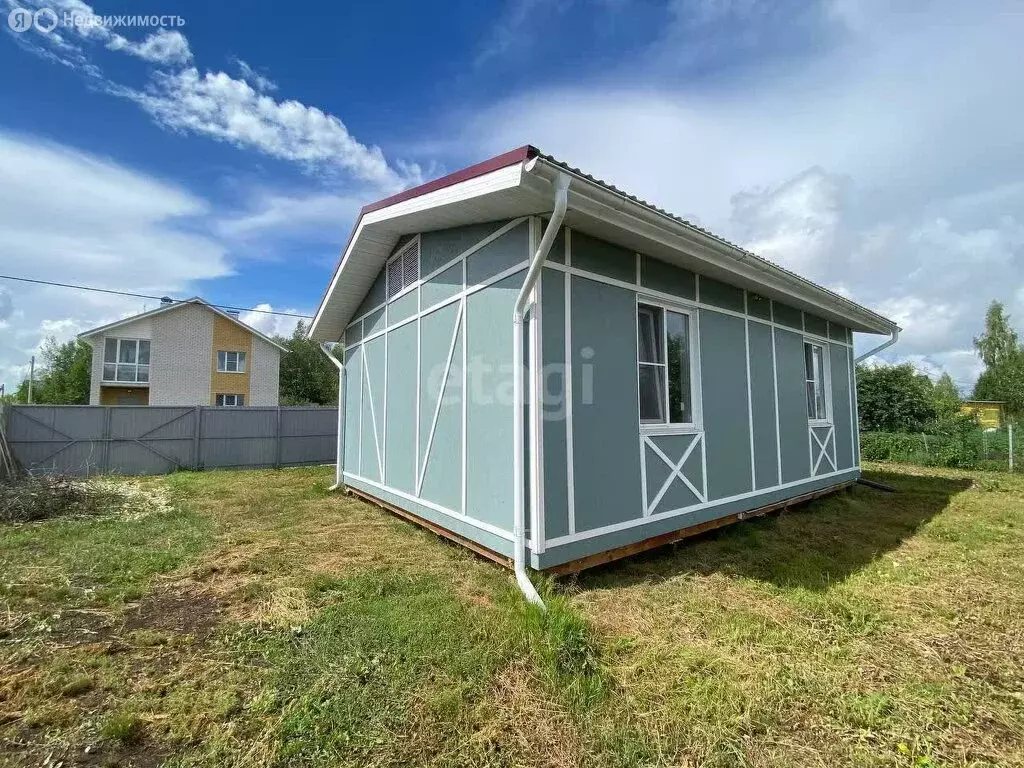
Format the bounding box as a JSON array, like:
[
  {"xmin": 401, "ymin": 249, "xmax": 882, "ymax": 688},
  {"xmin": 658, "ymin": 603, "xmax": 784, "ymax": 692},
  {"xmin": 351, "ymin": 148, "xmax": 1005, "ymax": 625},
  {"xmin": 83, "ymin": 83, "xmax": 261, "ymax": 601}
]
[{"xmin": 0, "ymin": 274, "xmax": 312, "ymax": 319}]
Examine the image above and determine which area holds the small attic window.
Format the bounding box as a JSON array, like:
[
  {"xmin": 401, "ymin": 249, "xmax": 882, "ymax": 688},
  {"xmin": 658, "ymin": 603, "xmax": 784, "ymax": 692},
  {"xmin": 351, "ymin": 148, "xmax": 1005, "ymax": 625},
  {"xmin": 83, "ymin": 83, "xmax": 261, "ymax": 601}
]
[{"xmin": 386, "ymin": 238, "xmax": 420, "ymax": 299}]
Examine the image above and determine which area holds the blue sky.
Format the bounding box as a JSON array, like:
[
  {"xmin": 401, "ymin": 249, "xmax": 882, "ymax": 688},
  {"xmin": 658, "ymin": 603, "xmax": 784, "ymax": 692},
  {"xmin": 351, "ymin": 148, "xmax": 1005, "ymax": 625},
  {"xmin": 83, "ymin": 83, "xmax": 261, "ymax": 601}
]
[{"xmin": 1, "ymin": 0, "xmax": 1023, "ymax": 392}]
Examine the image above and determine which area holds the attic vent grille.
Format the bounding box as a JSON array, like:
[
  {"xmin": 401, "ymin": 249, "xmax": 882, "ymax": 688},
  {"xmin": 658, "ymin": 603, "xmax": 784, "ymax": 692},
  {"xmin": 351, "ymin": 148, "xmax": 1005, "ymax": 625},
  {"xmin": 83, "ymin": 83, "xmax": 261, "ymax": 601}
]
[
  {"xmin": 386, "ymin": 237, "xmax": 419, "ymax": 299},
  {"xmin": 387, "ymin": 258, "xmax": 403, "ymax": 300},
  {"xmin": 402, "ymin": 240, "xmax": 419, "ymax": 287}
]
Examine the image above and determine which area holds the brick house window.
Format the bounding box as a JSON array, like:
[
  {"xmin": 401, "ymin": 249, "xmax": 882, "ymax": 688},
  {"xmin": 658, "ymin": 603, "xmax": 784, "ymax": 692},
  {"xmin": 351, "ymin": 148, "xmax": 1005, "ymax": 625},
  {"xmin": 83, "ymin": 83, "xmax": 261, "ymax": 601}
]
[
  {"xmin": 215, "ymin": 393, "xmax": 244, "ymax": 407},
  {"xmin": 103, "ymin": 338, "xmax": 150, "ymax": 383},
  {"xmin": 217, "ymin": 350, "xmax": 246, "ymax": 373}
]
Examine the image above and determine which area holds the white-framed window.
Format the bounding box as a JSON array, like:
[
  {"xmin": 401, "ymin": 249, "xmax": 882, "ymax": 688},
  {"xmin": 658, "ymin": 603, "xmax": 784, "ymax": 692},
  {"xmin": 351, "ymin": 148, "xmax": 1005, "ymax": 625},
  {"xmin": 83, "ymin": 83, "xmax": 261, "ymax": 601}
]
[
  {"xmin": 386, "ymin": 237, "xmax": 420, "ymax": 299},
  {"xmin": 804, "ymin": 341, "xmax": 831, "ymax": 423},
  {"xmin": 103, "ymin": 338, "xmax": 150, "ymax": 383},
  {"xmin": 637, "ymin": 300, "xmax": 699, "ymax": 430},
  {"xmin": 215, "ymin": 393, "xmax": 244, "ymax": 407},
  {"xmin": 217, "ymin": 350, "xmax": 246, "ymax": 373}
]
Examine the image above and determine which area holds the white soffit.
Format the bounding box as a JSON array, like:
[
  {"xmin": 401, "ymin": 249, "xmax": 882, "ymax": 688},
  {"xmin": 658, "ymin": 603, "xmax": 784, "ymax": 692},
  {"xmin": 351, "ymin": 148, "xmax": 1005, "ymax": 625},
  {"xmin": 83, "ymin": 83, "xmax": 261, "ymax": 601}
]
[{"xmin": 311, "ymin": 163, "xmax": 550, "ymax": 341}]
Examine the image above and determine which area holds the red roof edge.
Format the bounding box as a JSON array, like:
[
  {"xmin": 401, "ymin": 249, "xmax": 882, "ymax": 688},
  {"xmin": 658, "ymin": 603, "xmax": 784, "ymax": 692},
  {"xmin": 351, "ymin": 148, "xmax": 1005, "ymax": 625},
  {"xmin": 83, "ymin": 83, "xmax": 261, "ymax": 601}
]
[
  {"xmin": 361, "ymin": 145, "xmax": 538, "ymax": 216},
  {"xmin": 310, "ymin": 145, "xmax": 539, "ymax": 339}
]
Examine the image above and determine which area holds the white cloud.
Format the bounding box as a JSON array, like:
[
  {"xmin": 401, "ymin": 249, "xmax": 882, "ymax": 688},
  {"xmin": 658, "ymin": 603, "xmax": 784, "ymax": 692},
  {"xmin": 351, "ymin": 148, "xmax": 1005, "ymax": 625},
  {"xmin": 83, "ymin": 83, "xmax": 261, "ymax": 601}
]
[
  {"xmin": 111, "ymin": 28, "xmax": 192, "ymax": 65},
  {"xmin": 0, "ymin": 289, "xmax": 12, "ymax": 324},
  {"xmin": 730, "ymin": 167, "xmax": 848, "ymax": 280},
  {"xmin": 217, "ymin": 191, "xmax": 362, "ymax": 243},
  {"xmin": 238, "ymin": 304, "xmax": 304, "ymax": 339},
  {"xmin": 4, "ymin": 0, "xmax": 418, "ymax": 192},
  {"xmin": 122, "ymin": 68, "xmax": 416, "ymax": 190},
  {"xmin": 0, "ymin": 133, "xmax": 230, "ymax": 389},
  {"xmin": 445, "ymin": 0, "xmax": 1024, "ymax": 387},
  {"xmin": 475, "ymin": 0, "xmax": 573, "ymax": 66},
  {"xmin": 234, "ymin": 58, "xmax": 277, "ymax": 93},
  {"xmin": 4, "ymin": 0, "xmax": 192, "ymax": 65}
]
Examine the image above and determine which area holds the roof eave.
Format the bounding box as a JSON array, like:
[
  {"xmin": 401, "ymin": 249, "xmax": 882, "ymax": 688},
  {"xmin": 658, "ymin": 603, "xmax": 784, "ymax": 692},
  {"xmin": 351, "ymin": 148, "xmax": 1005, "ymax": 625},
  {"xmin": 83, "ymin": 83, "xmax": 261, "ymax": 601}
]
[
  {"xmin": 309, "ymin": 149, "xmax": 537, "ymax": 341},
  {"xmin": 310, "ymin": 146, "xmax": 898, "ymax": 341},
  {"xmin": 527, "ymin": 158, "xmax": 898, "ymax": 336}
]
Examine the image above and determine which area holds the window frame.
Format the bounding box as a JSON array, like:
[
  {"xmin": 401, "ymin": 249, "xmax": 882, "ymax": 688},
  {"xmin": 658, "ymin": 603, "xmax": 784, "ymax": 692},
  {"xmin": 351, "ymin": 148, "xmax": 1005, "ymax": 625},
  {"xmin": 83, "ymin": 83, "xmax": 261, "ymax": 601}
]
[
  {"xmin": 215, "ymin": 393, "xmax": 245, "ymax": 407},
  {"xmin": 102, "ymin": 337, "xmax": 151, "ymax": 384},
  {"xmin": 636, "ymin": 296, "xmax": 703, "ymax": 435},
  {"xmin": 803, "ymin": 338, "xmax": 832, "ymax": 426},
  {"xmin": 385, "ymin": 235, "xmax": 421, "ymax": 302},
  {"xmin": 217, "ymin": 350, "xmax": 247, "ymax": 373}
]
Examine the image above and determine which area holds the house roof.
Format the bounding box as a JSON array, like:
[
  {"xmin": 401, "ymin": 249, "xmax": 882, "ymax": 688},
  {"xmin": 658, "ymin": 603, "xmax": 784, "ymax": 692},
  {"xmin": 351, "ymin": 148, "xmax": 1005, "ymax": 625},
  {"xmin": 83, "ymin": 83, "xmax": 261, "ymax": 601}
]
[
  {"xmin": 78, "ymin": 297, "xmax": 289, "ymax": 353},
  {"xmin": 309, "ymin": 145, "xmax": 899, "ymax": 342}
]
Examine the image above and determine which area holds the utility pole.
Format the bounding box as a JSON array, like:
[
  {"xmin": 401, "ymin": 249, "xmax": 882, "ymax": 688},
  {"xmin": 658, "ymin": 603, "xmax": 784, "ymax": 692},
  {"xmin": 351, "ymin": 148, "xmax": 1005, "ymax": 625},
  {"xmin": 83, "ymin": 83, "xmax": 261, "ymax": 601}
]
[{"xmin": 27, "ymin": 356, "xmax": 34, "ymax": 404}]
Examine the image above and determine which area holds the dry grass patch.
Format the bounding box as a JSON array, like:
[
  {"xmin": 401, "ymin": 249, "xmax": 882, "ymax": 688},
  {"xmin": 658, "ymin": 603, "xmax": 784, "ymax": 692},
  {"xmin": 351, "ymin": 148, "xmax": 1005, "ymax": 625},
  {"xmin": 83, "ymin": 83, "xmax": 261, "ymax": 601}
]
[
  {"xmin": 401, "ymin": 660, "xmax": 587, "ymax": 768},
  {"xmin": 4, "ymin": 463, "xmax": 1023, "ymax": 767},
  {"xmin": 565, "ymin": 466, "xmax": 1024, "ymax": 767},
  {"xmin": 162, "ymin": 468, "xmax": 509, "ymax": 625}
]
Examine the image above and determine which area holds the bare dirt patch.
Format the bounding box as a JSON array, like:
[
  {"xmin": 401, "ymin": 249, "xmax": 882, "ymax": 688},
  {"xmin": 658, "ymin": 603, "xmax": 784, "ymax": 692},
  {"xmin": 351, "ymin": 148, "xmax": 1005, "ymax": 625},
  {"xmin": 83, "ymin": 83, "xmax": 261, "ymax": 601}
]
[{"xmin": 123, "ymin": 587, "xmax": 225, "ymax": 642}]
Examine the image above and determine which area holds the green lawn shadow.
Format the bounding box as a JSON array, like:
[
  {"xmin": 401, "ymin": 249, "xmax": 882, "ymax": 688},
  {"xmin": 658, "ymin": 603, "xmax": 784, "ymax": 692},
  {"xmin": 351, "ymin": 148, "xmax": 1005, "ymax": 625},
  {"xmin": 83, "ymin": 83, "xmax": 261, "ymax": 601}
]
[{"xmin": 572, "ymin": 471, "xmax": 970, "ymax": 593}]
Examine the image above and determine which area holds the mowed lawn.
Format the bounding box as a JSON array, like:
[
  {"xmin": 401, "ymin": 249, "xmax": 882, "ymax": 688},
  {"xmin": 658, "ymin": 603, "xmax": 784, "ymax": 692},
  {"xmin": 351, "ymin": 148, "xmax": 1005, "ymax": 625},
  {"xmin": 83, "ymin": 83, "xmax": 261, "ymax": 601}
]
[{"xmin": 1, "ymin": 463, "xmax": 1023, "ymax": 767}]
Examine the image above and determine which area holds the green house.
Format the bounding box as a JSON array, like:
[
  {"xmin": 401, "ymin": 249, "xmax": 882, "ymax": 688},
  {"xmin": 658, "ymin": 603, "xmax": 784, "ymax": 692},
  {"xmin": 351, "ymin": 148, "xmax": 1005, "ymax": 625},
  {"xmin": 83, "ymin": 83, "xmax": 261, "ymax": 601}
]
[{"xmin": 309, "ymin": 146, "xmax": 899, "ymax": 603}]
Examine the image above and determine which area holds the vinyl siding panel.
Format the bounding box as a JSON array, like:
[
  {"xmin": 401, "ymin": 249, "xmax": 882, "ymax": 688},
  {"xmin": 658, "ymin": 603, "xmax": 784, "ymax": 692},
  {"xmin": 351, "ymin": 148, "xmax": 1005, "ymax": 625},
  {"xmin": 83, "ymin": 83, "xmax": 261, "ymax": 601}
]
[
  {"xmin": 569, "ymin": 275, "xmax": 643, "ymax": 533},
  {"xmin": 700, "ymin": 310, "xmax": 753, "ymax": 500}
]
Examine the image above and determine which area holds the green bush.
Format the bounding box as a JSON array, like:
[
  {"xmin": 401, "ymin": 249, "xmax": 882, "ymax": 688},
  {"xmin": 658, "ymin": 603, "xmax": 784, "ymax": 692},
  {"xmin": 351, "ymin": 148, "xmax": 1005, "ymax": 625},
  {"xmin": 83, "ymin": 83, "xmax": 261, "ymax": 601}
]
[
  {"xmin": 860, "ymin": 422, "xmax": 1019, "ymax": 471},
  {"xmin": 860, "ymin": 432, "xmax": 925, "ymax": 463}
]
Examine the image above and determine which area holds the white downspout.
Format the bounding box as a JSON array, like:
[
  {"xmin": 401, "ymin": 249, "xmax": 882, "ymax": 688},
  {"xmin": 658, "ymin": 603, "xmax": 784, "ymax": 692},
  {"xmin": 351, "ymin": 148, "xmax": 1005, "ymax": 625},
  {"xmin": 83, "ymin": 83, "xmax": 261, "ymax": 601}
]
[
  {"xmin": 512, "ymin": 172, "xmax": 571, "ymax": 609},
  {"xmin": 854, "ymin": 327, "xmax": 900, "ymax": 364},
  {"xmin": 320, "ymin": 342, "xmax": 347, "ymax": 491}
]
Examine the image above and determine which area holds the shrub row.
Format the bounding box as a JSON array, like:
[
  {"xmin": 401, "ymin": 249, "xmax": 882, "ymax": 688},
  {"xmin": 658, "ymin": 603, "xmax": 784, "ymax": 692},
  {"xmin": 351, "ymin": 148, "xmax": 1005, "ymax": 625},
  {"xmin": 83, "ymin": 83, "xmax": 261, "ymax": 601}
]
[{"xmin": 860, "ymin": 428, "xmax": 1018, "ymax": 470}]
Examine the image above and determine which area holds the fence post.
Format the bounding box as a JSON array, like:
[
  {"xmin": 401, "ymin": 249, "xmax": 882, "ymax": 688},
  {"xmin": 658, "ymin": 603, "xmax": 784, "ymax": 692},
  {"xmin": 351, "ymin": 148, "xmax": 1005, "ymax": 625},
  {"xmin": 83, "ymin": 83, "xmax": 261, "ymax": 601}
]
[
  {"xmin": 275, "ymin": 406, "xmax": 282, "ymax": 469},
  {"xmin": 1010, "ymin": 423, "xmax": 1015, "ymax": 472},
  {"xmin": 101, "ymin": 406, "xmax": 112, "ymax": 475},
  {"xmin": 192, "ymin": 406, "xmax": 202, "ymax": 470}
]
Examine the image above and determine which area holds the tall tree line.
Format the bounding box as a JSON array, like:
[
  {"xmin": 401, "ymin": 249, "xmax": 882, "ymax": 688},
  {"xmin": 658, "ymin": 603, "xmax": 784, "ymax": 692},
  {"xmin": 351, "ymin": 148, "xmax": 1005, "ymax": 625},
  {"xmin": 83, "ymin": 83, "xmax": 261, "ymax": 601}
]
[{"xmin": 971, "ymin": 301, "xmax": 1023, "ymax": 420}]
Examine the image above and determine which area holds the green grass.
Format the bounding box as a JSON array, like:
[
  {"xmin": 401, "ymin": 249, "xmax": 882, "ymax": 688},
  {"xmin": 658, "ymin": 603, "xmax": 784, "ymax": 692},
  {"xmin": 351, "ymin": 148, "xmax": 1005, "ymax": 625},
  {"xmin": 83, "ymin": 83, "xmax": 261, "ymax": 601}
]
[
  {"xmin": 0, "ymin": 502, "xmax": 209, "ymax": 609},
  {"xmin": 100, "ymin": 711, "xmax": 145, "ymax": 744},
  {"xmin": 1, "ymin": 464, "xmax": 1023, "ymax": 767}
]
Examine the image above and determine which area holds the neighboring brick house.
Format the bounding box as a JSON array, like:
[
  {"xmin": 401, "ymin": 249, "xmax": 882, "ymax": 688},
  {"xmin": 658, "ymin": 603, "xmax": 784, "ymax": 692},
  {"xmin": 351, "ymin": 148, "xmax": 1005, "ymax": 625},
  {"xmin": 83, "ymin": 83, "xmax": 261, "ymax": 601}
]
[{"xmin": 78, "ymin": 297, "xmax": 286, "ymax": 406}]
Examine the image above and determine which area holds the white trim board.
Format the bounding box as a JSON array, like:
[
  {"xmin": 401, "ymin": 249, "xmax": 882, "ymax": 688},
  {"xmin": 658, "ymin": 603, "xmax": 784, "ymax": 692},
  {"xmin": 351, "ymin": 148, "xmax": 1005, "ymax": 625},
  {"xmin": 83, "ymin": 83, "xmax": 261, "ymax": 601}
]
[
  {"xmin": 545, "ymin": 467, "xmax": 858, "ymax": 549},
  {"xmin": 347, "ymin": 234, "xmax": 857, "ymax": 352},
  {"xmin": 643, "ymin": 433, "xmax": 707, "ymax": 515},
  {"xmin": 361, "ymin": 342, "xmax": 384, "ymax": 480},
  {"xmin": 528, "ymin": 157, "xmax": 894, "ymax": 335},
  {"xmin": 811, "ymin": 425, "xmax": 837, "ymax": 475},
  {"xmin": 543, "ymin": 261, "xmax": 854, "ymax": 348},
  {"xmin": 340, "ymin": 213, "xmax": 864, "ymax": 563},
  {"xmin": 345, "ymin": 259, "xmax": 531, "ymax": 350},
  {"xmin": 417, "ymin": 300, "xmax": 464, "ymax": 496},
  {"xmin": 344, "ymin": 472, "xmax": 514, "ymax": 543},
  {"xmin": 312, "ymin": 162, "xmax": 526, "ymax": 338},
  {"xmin": 342, "ymin": 213, "xmax": 529, "ymax": 555},
  {"xmin": 744, "ymin": 295, "xmax": 757, "ymax": 491},
  {"xmin": 345, "ymin": 217, "xmax": 530, "ymax": 333},
  {"xmin": 564, "ymin": 227, "xmax": 577, "ymax": 535}
]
